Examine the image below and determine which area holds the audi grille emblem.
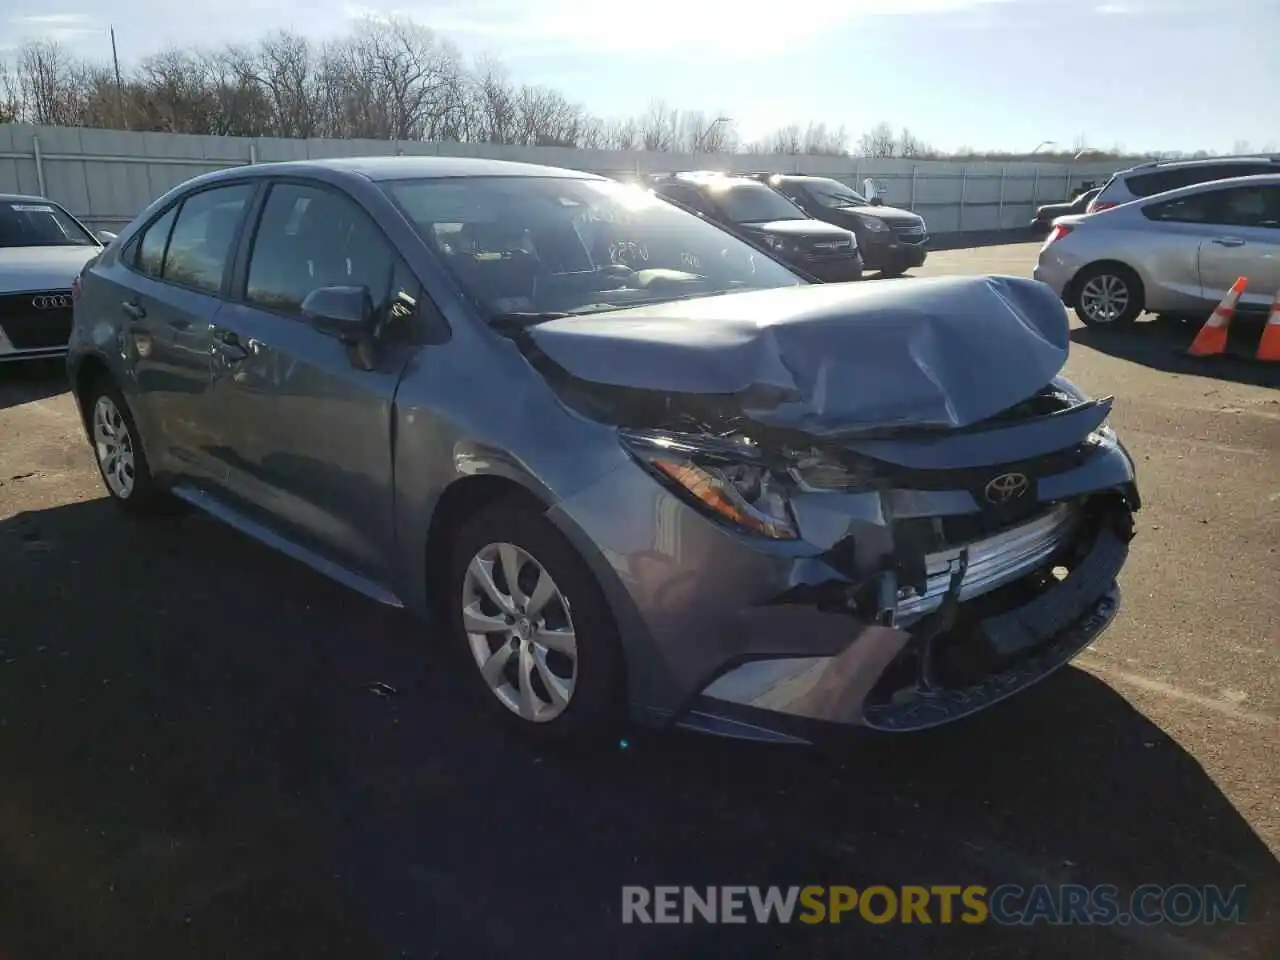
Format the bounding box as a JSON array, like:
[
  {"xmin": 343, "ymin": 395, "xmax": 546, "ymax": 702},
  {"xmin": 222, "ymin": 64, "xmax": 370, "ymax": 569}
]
[
  {"xmin": 984, "ymin": 472, "xmax": 1031, "ymax": 505},
  {"xmin": 32, "ymin": 294, "xmax": 72, "ymax": 310}
]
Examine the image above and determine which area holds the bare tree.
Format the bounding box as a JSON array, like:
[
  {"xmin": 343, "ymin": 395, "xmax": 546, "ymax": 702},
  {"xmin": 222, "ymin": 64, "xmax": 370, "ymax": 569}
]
[
  {"xmin": 856, "ymin": 121, "xmax": 896, "ymax": 158},
  {"xmin": 0, "ymin": 58, "xmax": 22, "ymax": 123},
  {"xmin": 602, "ymin": 117, "xmax": 639, "ymax": 151},
  {"xmin": 803, "ymin": 121, "xmax": 847, "ymax": 156},
  {"xmin": 252, "ymin": 30, "xmax": 320, "ymax": 137},
  {"xmin": 15, "ymin": 39, "xmax": 89, "ymax": 126},
  {"xmin": 897, "ymin": 127, "xmax": 930, "ymax": 158},
  {"xmin": 0, "ymin": 16, "xmax": 1221, "ymax": 161},
  {"xmin": 468, "ymin": 55, "xmax": 517, "ymax": 143},
  {"xmin": 638, "ymin": 99, "xmax": 678, "ymax": 152}
]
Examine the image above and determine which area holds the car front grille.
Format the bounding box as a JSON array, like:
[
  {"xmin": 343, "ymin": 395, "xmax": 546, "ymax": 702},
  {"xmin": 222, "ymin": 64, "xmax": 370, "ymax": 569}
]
[
  {"xmin": 889, "ymin": 221, "xmax": 927, "ymax": 244},
  {"xmin": 803, "ymin": 239, "xmax": 857, "ymax": 261},
  {"xmin": 0, "ymin": 290, "xmax": 74, "ymax": 350}
]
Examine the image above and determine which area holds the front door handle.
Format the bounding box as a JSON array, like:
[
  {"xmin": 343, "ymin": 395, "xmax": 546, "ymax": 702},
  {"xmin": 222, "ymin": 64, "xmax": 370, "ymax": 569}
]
[
  {"xmin": 212, "ymin": 327, "xmax": 248, "ymax": 361},
  {"xmin": 121, "ymin": 300, "xmax": 146, "ymax": 321},
  {"xmin": 1212, "ymin": 237, "xmax": 1246, "ymax": 247}
]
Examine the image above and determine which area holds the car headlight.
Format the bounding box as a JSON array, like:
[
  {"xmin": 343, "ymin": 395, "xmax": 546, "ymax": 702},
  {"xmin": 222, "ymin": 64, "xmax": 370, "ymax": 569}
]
[
  {"xmin": 1053, "ymin": 377, "xmax": 1116, "ymax": 448},
  {"xmin": 856, "ymin": 215, "xmax": 889, "ymax": 233},
  {"xmin": 620, "ymin": 430, "xmax": 886, "ymax": 540},
  {"xmin": 760, "ymin": 234, "xmax": 793, "ymax": 253},
  {"xmin": 620, "ymin": 430, "xmax": 800, "ymax": 540}
]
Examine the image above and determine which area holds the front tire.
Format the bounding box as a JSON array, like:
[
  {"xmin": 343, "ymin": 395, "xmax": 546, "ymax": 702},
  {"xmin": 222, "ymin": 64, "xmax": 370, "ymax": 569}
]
[
  {"xmin": 84, "ymin": 378, "xmax": 171, "ymax": 515},
  {"xmin": 1073, "ymin": 264, "xmax": 1144, "ymax": 327},
  {"xmin": 443, "ymin": 501, "xmax": 625, "ymax": 742}
]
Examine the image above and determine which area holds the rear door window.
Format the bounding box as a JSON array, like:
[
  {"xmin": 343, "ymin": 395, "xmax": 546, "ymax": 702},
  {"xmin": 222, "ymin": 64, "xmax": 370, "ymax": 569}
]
[
  {"xmin": 1143, "ymin": 192, "xmax": 1215, "ymax": 223},
  {"xmin": 161, "ymin": 185, "xmax": 254, "ymax": 294},
  {"xmin": 1216, "ymin": 186, "xmax": 1280, "ymax": 229}
]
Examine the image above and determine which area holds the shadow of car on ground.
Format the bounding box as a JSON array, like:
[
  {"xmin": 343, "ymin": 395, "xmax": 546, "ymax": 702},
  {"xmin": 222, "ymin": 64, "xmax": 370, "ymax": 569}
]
[
  {"xmin": 0, "ymin": 358, "xmax": 70, "ymax": 410},
  {"xmin": 1072, "ymin": 315, "xmax": 1280, "ymax": 390},
  {"xmin": 1, "ymin": 497, "xmax": 1277, "ymax": 959}
]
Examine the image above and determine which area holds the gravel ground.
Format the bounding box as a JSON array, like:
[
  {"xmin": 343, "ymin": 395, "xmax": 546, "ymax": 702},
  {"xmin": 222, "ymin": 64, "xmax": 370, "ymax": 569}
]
[{"xmin": 1, "ymin": 243, "xmax": 1276, "ymax": 959}]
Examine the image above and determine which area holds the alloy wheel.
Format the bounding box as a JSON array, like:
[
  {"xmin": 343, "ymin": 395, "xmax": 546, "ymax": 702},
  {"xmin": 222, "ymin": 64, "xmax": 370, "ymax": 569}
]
[
  {"xmin": 1080, "ymin": 273, "xmax": 1130, "ymax": 324},
  {"xmin": 460, "ymin": 541, "xmax": 578, "ymax": 723},
  {"xmin": 93, "ymin": 395, "xmax": 136, "ymax": 499}
]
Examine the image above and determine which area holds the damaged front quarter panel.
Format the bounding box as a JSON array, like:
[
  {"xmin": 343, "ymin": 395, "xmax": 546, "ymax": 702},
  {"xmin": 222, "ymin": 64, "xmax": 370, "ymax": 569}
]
[{"xmin": 503, "ymin": 274, "xmax": 1139, "ymax": 735}]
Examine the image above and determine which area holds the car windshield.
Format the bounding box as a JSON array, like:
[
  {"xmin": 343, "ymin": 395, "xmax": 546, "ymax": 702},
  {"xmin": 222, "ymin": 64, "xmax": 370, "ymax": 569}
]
[
  {"xmin": 708, "ymin": 182, "xmax": 809, "ymax": 224},
  {"xmin": 806, "ymin": 179, "xmax": 870, "ymax": 208},
  {"xmin": 384, "ymin": 176, "xmax": 803, "ymax": 319},
  {"xmin": 0, "ymin": 200, "xmax": 97, "ymax": 248}
]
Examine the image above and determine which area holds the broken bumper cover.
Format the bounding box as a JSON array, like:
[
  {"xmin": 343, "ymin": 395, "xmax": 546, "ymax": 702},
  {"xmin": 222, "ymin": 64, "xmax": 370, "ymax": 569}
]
[{"xmin": 680, "ymin": 506, "xmax": 1130, "ymax": 740}]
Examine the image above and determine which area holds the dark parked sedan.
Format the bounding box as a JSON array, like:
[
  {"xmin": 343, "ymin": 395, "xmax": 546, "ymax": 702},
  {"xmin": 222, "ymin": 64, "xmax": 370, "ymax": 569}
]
[
  {"xmin": 648, "ymin": 172, "xmax": 864, "ymax": 282},
  {"xmin": 757, "ymin": 175, "xmax": 928, "ymax": 277},
  {"xmin": 67, "ymin": 157, "xmax": 1140, "ymax": 745}
]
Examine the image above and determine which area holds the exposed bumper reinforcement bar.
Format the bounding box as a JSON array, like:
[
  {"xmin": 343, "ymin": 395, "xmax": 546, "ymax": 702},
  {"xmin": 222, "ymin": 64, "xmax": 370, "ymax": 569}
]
[{"xmin": 895, "ymin": 504, "xmax": 1078, "ymax": 624}]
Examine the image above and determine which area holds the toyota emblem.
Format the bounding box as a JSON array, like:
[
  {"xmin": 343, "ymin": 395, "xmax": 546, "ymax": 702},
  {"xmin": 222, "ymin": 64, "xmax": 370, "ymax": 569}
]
[
  {"xmin": 984, "ymin": 472, "xmax": 1030, "ymax": 505},
  {"xmin": 32, "ymin": 294, "xmax": 72, "ymax": 310}
]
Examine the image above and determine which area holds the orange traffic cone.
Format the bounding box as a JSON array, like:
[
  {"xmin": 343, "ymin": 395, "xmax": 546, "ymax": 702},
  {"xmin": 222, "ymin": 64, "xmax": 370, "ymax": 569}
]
[
  {"xmin": 1256, "ymin": 290, "xmax": 1280, "ymax": 362},
  {"xmin": 1188, "ymin": 276, "xmax": 1247, "ymax": 357}
]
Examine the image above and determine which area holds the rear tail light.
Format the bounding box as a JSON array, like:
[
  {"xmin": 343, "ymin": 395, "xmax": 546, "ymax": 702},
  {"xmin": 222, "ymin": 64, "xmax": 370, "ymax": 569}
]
[
  {"xmin": 1043, "ymin": 224, "xmax": 1073, "ymax": 248},
  {"xmin": 1087, "ymin": 200, "xmax": 1118, "ymax": 213}
]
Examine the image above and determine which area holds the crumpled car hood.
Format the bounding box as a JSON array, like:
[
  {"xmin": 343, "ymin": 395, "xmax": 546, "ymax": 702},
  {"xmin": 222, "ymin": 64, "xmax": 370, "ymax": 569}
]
[{"xmin": 524, "ymin": 275, "xmax": 1071, "ymax": 435}]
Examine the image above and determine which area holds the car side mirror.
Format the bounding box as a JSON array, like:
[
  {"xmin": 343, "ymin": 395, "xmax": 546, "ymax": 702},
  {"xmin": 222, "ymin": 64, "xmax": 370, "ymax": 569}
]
[
  {"xmin": 301, "ymin": 285, "xmax": 375, "ymax": 346},
  {"xmin": 94, "ymin": 230, "xmax": 117, "ymax": 244}
]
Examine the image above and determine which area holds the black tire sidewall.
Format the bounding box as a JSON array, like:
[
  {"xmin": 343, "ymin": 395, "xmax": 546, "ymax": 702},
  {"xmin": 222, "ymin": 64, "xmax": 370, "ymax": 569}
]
[
  {"xmin": 443, "ymin": 501, "xmax": 626, "ymax": 742},
  {"xmin": 1073, "ymin": 265, "xmax": 1143, "ymax": 327}
]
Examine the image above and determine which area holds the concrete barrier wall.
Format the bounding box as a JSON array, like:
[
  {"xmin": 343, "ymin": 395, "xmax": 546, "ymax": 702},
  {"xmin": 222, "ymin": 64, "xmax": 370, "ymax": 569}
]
[{"xmin": 0, "ymin": 123, "xmax": 1121, "ymax": 233}]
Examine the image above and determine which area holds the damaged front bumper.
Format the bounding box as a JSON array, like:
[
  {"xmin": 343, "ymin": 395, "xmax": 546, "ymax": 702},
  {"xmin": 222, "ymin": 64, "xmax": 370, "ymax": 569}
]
[
  {"xmin": 691, "ymin": 501, "xmax": 1131, "ymax": 739},
  {"xmin": 551, "ymin": 412, "xmax": 1139, "ymax": 744}
]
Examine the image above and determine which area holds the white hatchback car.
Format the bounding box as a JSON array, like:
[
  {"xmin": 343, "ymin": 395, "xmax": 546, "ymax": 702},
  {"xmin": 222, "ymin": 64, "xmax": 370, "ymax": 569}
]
[{"xmin": 1, "ymin": 194, "xmax": 110, "ymax": 363}]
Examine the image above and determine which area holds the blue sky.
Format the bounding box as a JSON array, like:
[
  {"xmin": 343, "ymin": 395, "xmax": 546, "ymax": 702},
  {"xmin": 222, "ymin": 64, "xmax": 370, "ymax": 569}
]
[{"xmin": 4, "ymin": 0, "xmax": 1276, "ymax": 153}]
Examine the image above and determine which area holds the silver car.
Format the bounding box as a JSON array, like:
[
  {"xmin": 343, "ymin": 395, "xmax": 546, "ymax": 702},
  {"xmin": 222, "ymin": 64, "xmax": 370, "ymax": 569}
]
[
  {"xmin": 68, "ymin": 158, "xmax": 1140, "ymax": 744},
  {"xmin": 1, "ymin": 194, "xmax": 110, "ymax": 362},
  {"xmin": 1035, "ymin": 174, "xmax": 1280, "ymax": 326}
]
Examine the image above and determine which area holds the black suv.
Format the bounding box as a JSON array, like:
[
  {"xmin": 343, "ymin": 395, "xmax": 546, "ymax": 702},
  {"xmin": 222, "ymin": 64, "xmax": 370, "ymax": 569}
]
[
  {"xmin": 646, "ymin": 172, "xmax": 863, "ymax": 282},
  {"xmin": 753, "ymin": 174, "xmax": 928, "ymax": 277}
]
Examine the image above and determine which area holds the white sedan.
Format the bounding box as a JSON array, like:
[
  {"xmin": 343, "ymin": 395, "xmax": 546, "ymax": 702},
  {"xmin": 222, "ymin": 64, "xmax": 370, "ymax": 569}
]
[{"xmin": 1, "ymin": 194, "xmax": 111, "ymax": 363}]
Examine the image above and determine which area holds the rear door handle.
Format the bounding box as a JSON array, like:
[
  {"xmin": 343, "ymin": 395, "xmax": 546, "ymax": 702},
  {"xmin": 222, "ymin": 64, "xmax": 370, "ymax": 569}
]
[
  {"xmin": 1212, "ymin": 237, "xmax": 1246, "ymax": 247},
  {"xmin": 121, "ymin": 300, "xmax": 146, "ymax": 321}
]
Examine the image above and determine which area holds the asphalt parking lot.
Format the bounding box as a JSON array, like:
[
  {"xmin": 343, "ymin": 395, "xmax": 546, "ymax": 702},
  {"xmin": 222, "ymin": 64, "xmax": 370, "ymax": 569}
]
[{"xmin": 2, "ymin": 241, "xmax": 1277, "ymax": 959}]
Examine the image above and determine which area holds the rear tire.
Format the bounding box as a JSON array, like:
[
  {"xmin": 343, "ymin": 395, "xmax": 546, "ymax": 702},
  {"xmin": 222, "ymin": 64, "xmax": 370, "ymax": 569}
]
[
  {"xmin": 83, "ymin": 377, "xmax": 173, "ymax": 516},
  {"xmin": 442, "ymin": 500, "xmax": 626, "ymax": 744},
  {"xmin": 1072, "ymin": 263, "xmax": 1144, "ymax": 327}
]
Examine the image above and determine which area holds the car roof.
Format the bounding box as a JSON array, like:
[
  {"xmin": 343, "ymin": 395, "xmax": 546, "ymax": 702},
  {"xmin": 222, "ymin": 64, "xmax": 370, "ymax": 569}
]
[
  {"xmin": 0, "ymin": 193, "xmax": 62, "ymax": 204},
  {"xmin": 1118, "ymin": 172, "xmax": 1280, "ymax": 205},
  {"xmin": 1116, "ymin": 155, "xmax": 1280, "ymax": 177},
  {"xmin": 202, "ymin": 156, "xmax": 607, "ymax": 184},
  {"xmin": 656, "ymin": 171, "xmax": 769, "ymax": 189}
]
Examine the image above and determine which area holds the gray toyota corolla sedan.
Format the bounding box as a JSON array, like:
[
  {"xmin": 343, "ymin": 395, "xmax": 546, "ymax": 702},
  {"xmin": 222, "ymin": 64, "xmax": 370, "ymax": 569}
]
[{"xmin": 67, "ymin": 157, "xmax": 1140, "ymax": 744}]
